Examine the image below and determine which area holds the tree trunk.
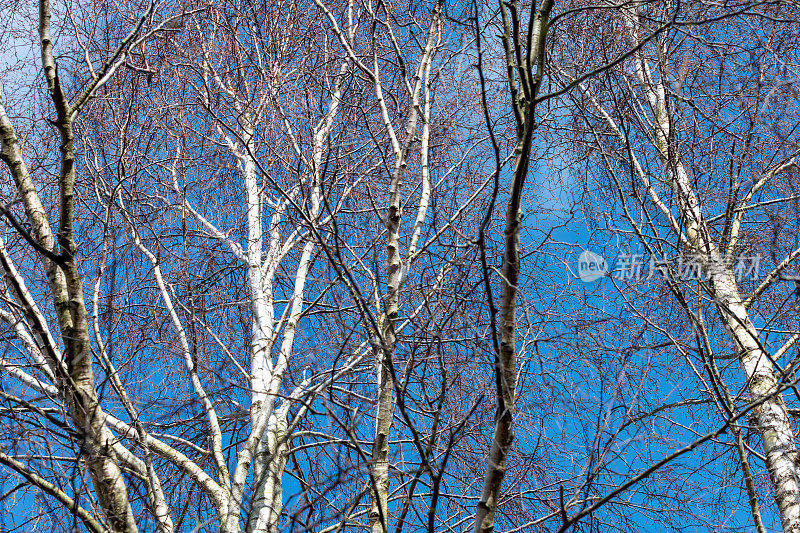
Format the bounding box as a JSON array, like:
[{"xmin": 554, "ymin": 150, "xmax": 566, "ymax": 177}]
[
  {"xmin": 709, "ymin": 262, "xmax": 800, "ymax": 532},
  {"xmin": 247, "ymin": 410, "xmax": 290, "ymax": 533}
]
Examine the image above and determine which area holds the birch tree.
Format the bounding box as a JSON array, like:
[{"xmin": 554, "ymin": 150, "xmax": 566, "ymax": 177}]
[
  {"xmin": 0, "ymin": 0, "xmax": 362, "ymax": 528},
  {"xmin": 4, "ymin": 0, "xmax": 800, "ymax": 532},
  {"xmin": 0, "ymin": 0, "xmax": 174, "ymax": 529},
  {"xmin": 566, "ymin": 1, "xmax": 800, "ymax": 530},
  {"xmin": 0, "ymin": 0, "xmax": 487, "ymax": 529}
]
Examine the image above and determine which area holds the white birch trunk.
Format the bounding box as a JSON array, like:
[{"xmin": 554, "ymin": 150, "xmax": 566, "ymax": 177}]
[
  {"xmin": 617, "ymin": 10, "xmax": 800, "ymax": 529},
  {"xmin": 710, "ymin": 264, "xmax": 800, "ymax": 530},
  {"xmin": 1, "ymin": 64, "xmax": 140, "ymax": 533},
  {"xmin": 473, "ymin": 2, "xmax": 553, "ymax": 531},
  {"xmin": 246, "ymin": 407, "xmax": 291, "ymax": 533}
]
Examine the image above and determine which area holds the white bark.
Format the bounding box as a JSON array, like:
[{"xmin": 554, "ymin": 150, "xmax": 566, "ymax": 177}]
[
  {"xmin": 366, "ymin": 7, "xmax": 443, "ymax": 531},
  {"xmin": 0, "ymin": 236, "xmax": 176, "ymax": 530},
  {"xmin": 246, "ymin": 405, "xmax": 291, "ymax": 533},
  {"xmin": 2, "ymin": 64, "xmax": 139, "ymax": 533},
  {"xmin": 92, "ymin": 210, "xmax": 174, "ymax": 533},
  {"xmin": 473, "ymin": 2, "xmax": 553, "ymax": 531},
  {"xmin": 709, "ymin": 262, "xmax": 800, "ymax": 531},
  {"xmin": 124, "ymin": 211, "xmax": 231, "ymax": 488},
  {"xmin": 585, "ymin": 9, "xmax": 800, "ymax": 530}
]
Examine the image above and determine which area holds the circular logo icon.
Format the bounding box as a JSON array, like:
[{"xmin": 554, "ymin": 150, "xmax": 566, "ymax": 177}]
[{"xmin": 577, "ymin": 250, "xmax": 607, "ymax": 282}]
